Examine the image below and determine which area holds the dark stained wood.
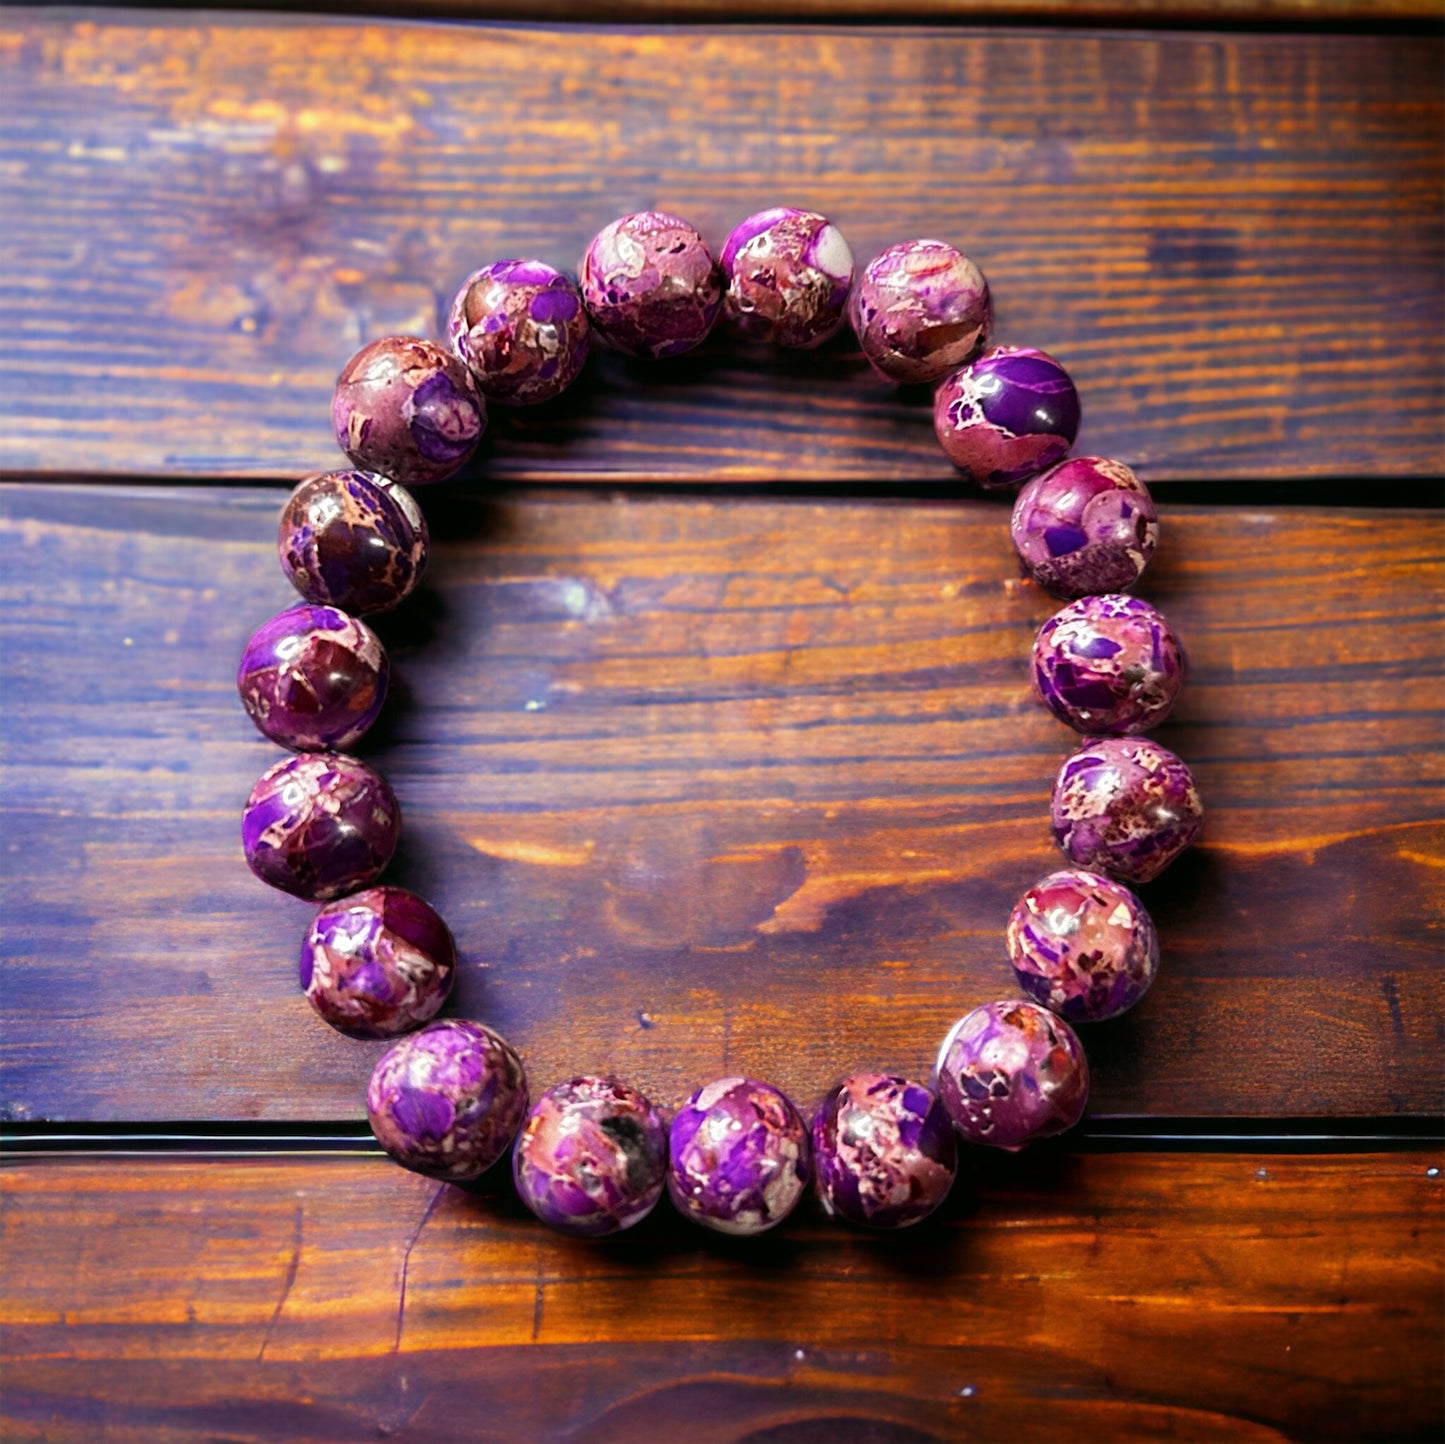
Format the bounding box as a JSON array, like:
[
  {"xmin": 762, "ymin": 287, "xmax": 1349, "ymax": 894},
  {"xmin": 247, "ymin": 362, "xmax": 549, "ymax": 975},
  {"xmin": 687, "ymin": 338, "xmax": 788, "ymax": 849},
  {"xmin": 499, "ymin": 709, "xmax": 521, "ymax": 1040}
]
[
  {"xmin": 2, "ymin": 1151, "xmax": 1440, "ymax": 1441},
  {"xmin": 1, "ymin": 15, "xmax": 1441, "ymax": 483},
  {"xmin": 2, "ymin": 483, "xmax": 1440, "ymax": 1122}
]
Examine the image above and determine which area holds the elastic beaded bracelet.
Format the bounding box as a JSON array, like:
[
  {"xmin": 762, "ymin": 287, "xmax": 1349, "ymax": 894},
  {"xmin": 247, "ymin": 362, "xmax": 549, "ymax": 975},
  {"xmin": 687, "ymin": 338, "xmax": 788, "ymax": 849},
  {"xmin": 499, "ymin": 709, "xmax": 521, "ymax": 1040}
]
[{"xmin": 238, "ymin": 208, "xmax": 1202, "ymax": 1238}]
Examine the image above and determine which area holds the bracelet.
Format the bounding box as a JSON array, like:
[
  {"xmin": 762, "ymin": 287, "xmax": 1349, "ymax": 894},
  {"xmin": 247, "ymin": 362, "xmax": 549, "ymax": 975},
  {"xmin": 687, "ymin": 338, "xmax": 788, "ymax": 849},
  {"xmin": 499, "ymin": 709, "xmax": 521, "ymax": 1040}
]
[{"xmin": 236, "ymin": 207, "xmax": 1202, "ymax": 1238}]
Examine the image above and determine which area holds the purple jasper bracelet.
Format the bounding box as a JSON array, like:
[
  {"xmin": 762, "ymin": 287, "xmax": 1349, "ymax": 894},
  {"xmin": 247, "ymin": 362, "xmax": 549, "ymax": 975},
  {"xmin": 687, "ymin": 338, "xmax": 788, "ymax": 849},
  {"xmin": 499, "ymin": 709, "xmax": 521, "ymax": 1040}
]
[{"xmin": 237, "ymin": 209, "xmax": 1201, "ymax": 1238}]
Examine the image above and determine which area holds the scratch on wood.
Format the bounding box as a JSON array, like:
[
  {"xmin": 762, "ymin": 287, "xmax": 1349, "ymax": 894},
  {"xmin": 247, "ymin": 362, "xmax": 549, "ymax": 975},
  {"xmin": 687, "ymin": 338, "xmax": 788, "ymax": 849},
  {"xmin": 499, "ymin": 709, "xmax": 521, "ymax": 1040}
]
[
  {"xmin": 531, "ymin": 1243, "xmax": 545, "ymax": 1343},
  {"xmin": 393, "ymin": 1183, "xmax": 445, "ymax": 1355},
  {"xmin": 256, "ymin": 1201, "xmax": 303, "ymax": 1362}
]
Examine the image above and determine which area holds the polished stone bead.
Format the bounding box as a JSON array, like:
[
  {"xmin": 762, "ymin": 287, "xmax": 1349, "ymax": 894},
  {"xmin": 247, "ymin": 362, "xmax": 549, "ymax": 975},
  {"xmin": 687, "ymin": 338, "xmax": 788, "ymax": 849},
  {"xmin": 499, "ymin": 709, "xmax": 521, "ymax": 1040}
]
[
  {"xmin": 332, "ymin": 335, "xmax": 485, "ymax": 487},
  {"xmin": 447, "ymin": 259, "xmax": 590, "ymax": 404},
  {"xmin": 812, "ymin": 1073, "xmax": 956, "ymax": 1230},
  {"xmin": 237, "ymin": 603, "xmax": 387, "ymax": 752},
  {"xmin": 278, "ymin": 470, "xmax": 428, "ymax": 616},
  {"xmin": 1032, "ymin": 593, "xmax": 1185, "ymax": 735},
  {"xmin": 301, "ymin": 887, "xmax": 455, "ymax": 1038},
  {"xmin": 367, "ymin": 1019, "xmax": 528, "ymax": 1182},
  {"xmin": 580, "ymin": 213, "xmax": 722, "ymax": 359},
  {"xmin": 934, "ymin": 1000, "xmax": 1089, "ymax": 1150},
  {"xmin": 1051, "ymin": 736, "xmax": 1203, "ymax": 884},
  {"xmin": 1011, "ymin": 457, "xmax": 1159, "ymax": 598},
  {"xmin": 720, "ymin": 207, "xmax": 854, "ymax": 349},
  {"xmin": 667, "ymin": 1077, "xmax": 811, "ymax": 1236},
  {"xmin": 1007, "ymin": 869, "xmax": 1159, "ymax": 1022},
  {"xmin": 934, "ymin": 346, "xmax": 1080, "ymax": 487},
  {"xmin": 850, "ymin": 239, "xmax": 990, "ymax": 384},
  {"xmin": 241, "ymin": 752, "xmax": 400, "ymax": 901}
]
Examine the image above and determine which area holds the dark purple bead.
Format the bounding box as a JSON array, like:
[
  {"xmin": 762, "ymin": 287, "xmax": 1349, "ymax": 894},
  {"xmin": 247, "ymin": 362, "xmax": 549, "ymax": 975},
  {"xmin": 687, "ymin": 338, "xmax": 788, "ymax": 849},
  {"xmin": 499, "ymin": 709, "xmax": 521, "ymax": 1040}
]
[
  {"xmin": 811, "ymin": 1073, "xmax": 956, "ymax": 1230},
  {"xmin": 237, "ymin": 603, "xmax": 387, "ymax": 752},
  {"xmin": 512, "ymin": 1076, "xmax": 668, "ymax": 1237},
  {"xmin": 720, "ymin": 207, "xmax": 854, "ymax": 349},
  {"xmin": 934, "ymin": 346, "xmax": 1080, "ymax": 488},
  {"xmin": 368, "ymin": 1019, "xmax": 528, "ymax": 1182},
  {"xmin": 241, "ymin": 752, "xmax": 400, "ymax": 901},
  {"xmin": 278, "ymin": 470, "xmax": 428, "ymax": 616},
  {"xmin": 301, "ymin": 886, "xmax": 455, "ymax": 1038},
  {"xmin": 667, "ymin": 1077, "xmax": 811, "ymax": 1236}
]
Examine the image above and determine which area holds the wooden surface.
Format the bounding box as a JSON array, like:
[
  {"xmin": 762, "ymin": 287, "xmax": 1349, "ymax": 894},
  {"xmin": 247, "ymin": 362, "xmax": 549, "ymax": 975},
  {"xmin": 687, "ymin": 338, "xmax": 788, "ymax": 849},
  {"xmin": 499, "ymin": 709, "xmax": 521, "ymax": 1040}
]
[
  {"xmin": 3, "ymin": 1151, "xmax": 1442, "ymax": 1441},
  {"xmin": 2, "ymin": 14, "xmax": 1442, "ymax": 483}
]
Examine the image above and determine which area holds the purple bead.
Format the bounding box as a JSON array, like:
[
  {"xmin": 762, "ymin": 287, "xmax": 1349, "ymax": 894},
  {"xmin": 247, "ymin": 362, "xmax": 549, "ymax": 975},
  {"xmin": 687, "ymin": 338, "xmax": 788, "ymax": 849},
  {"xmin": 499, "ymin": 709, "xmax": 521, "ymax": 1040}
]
[
  {"xmin": 332, "ymin": 335, "xmax": 485, "ymax": 487},
  {"xmin": 237, "ymin": 603, "xmax": 387, "ymax": 752},
  {"xmin": 278, "ymin": 470, "xmax": 428, "ymax": 616},
  {"xmin": 1007, "ymin": 869, "xmax": 1159, "ymax": 1023},
  {"xmin": 667, "ymin": 1077, "xmax": 811, "ymax": 1236},
  {"xmin": 720, "ymin": 207, "xmax": 854, "ymax": 349},
  {"xmin": 811, "ymin": 1073, "xmax": 956, "ymax": 1230},
  {"xmin": 850, "ymin": 239, "xmax": 991, "ymax": 384},
  {"xmin": 1031, "ymin": 594, "xmax": 1185, "ymax": 736},
  {"xmin": 1051, "ymin": 736, "xmax": 1204, "ymax": 884},
  {"xmin": 1011, "ymin": 457, "xmax": 1159, "ymax": 599},
  {"xmin": 447, "ymin": 260, "xmax": 591, "ymax": 405},
  {"xmin": 512, "ymin": 1076, "xmax": 668, "ymax": 1237},
  {"xmin": 368, "ymin": 1019, "xmax": 528, "ymax": 1182},
  {"xmin": 579, "ymin": 213, "xmax": 722, "ymax": 359},
  {"xmin": 301, "ymin": 886, "xmax": 455, "ymax": 1038},
  {"xmin": 934, "ymin": 346, "xmax": 1080, "ymax": 488},
  {"xmin": 241, "ymin": 752, "xmax": 400, "ymax": 902},
  {"xmin": 934, "ymin": 1001, "xmax": 1089, "ymax": 1150}
]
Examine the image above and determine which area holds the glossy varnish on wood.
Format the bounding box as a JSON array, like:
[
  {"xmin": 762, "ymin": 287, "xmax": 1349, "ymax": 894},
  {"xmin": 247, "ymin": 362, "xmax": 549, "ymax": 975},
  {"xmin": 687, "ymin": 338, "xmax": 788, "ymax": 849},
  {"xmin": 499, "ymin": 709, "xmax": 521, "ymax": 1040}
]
[{"xmin": 1, "ymin": 14, "xmax": 1441, "ymax": 482}]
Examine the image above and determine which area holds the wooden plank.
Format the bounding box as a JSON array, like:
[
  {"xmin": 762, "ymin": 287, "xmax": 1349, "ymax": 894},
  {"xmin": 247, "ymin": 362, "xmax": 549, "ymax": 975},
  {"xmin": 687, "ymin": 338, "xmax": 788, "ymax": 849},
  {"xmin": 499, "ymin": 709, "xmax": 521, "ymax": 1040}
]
[
  {"xmin": 2, "ymin": 1152, "xmax": 1440, "ymax": 1441},
  {"xmin": 1, "ymin": 15, "xmax": 1440, "ymax": 483},
  {"xmin": 1, "ymin": 483, "xmax": 1440, "ymax": 1123}
]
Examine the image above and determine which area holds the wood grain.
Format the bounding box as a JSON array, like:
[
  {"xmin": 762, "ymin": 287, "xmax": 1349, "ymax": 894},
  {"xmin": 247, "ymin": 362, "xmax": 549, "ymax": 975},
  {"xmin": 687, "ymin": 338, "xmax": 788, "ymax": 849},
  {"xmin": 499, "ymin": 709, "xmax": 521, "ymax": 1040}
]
[
  {"xmin": 1, "ymin": 14, "xmax": 1441, "ymax": 483},
  {"xmin": 2, "ymin": 1151, "xmax": 1440, "ymax": 1441},
  {"xmin": 2, "ymin": 482, "xmax": 1440, "ymax": 1123}
]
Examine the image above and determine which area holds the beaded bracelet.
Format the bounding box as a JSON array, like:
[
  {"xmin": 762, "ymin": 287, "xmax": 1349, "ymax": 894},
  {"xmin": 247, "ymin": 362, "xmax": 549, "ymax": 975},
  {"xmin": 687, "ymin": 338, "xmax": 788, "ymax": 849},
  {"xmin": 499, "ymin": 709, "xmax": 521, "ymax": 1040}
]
[{"xmin": 236, "ymin": 207, "xmax": 1202, "ymax": 1238}]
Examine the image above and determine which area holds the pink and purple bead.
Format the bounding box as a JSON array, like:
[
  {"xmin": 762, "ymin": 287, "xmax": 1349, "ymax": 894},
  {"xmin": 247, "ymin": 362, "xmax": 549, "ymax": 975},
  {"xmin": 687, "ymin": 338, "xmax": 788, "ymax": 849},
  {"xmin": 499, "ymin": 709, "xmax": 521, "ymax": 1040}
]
[
  {"xmin": 934, "ymin": 1000, "xmax": 1090, "ymax": 1150},
  {"xmin": 278, "ymin": 470, "xmax": 428, "ymax": 616},
  {"xmin": 367, "ymin": 1019, "xmax": 528, "ymax": 1182},
  {"xmin": 513, "ymin": 1076, "xmax": 668, "ymax": 1237},
  {"xmin": 720, "ymin": 207, "xmax": 854, "ymax": 349},
  {"xmin": 1051, "ymin": 736, "xmax": 1204, "ymax": 884},
  {"xmin": 1011, "ymin": 457, "xmax": 1159, "ymax": 599},
  {"xmin": 447, "ymin": 259, "xmax": 590, "ymax": 405},
  {"xmin": 237, "ymin": 603, "xmax": 388, "ymax": 752},
  {"xmin": 811, "ymin": 1073, "xmax": 957, "ymax": 1230},
  {"xmin": 1031, "ymin": 593, "xmax": 1185, "ymax": 736},
  {"xmin": 241, "ymin": 752, "xmax": 400, "ymax": 902},
  {"xmin": 933, "ymin": 346, "xmax": 1080, "ymax": 487},
  {"xmin": 667, "ymin": 1077, "xmax": 811, "ymax": 1236},
  {"xmin": 300, "ymin": 886, "xmax": 456, "ymax": 1038},
  {"xmin": 332, "ymin": 335, "xmax": 485, "ymax": 487},
  {"xmin": 850, "ymin": 239, "xmax": 991, "ymax": 384},
  {"xmin": 579, "ymin": 212, "xmax": 722, "ymax": 359},
  {"xmin": 1007, "ymin": 869, "xmax": 1159, "ymax": 1023}
]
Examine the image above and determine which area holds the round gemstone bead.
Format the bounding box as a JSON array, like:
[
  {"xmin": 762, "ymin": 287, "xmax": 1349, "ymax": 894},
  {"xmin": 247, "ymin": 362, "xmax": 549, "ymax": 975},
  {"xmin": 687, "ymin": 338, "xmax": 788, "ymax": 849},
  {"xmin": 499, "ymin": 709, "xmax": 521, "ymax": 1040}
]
[
  {"xmin": 934, "ymin": 346, "xmax": 1080, "ymax": 488},
  {"xmin": 513, "ymin": 1076, "xmax": 668, "ymax": 1237},
  {"xmin": 850, "ymin": 239, "xmax": 991, "ymax": 384},
  {"xmin": 811, "ymin": 1073, "xmax": 956, "ymax": 1230},
  {"xmin": 721, "ymin": 207, "xmax": 854, "ymax": 349},
  {"xmin": 667, "ymin": 1077, "xmax": 811, "ymax": 1236},
  {"xmin": 332, "ymin": 335, "xmax": 485, "ymax": 487},
  {"xmin": 1007, "ymin": 869, "xmax": 1159, "ymax": 1022},
  {"xmin": 447, "ymin": 259, "xmax": 590, "ymax": 405},
  {"xmin": 367, "ymin": 1019, "xmax": 528, "ymax": 1182},
  {"xmin": 1011, "ymin": 457, "xmax": 1159, "ymax": 599},
  {"xmin": 300, "ymin": 887, "xmax": 456, "ymax": 1038},
  {"xmin": 237, "ymin": 603, "xmax": 388, "ymax": 752},
  {"xmin": 1031, "ymin": 593, "xmax": 1185, "ymax": 736},
  {"xmin": 934, "ymin": 1001, "xmax": 1089, "ymax": 1150},
  {"xmin": 278, "ymin": 470, "xmax": 428, "ymax": 616},
  {"xmin": 241, "ymin": 752, "xmax": 400, "ymax": 901},
  {"xmin": 579, "ymin": 212, "xmax": 722, "ymax": 359},
  {"xmin": 1051, "ymin": 736, "xmax": 1204, "ymax": 884}
]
